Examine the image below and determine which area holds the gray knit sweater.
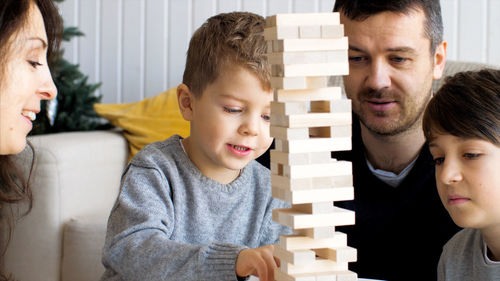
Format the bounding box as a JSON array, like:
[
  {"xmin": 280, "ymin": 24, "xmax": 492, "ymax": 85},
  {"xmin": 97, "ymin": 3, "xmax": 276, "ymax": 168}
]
[
  {"xmin": 101, "ymin": 135, "xmax": 291, "ymax": 281},
  {"xmin": 438, "ymin": 228, "xmax": 500, "ymax": 281}
]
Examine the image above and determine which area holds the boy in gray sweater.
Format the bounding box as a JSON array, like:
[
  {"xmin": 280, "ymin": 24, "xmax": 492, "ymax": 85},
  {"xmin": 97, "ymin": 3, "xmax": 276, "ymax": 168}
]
[{"xmin": 100, "ymin": 12, "xmax": 291, "ymax": 281}]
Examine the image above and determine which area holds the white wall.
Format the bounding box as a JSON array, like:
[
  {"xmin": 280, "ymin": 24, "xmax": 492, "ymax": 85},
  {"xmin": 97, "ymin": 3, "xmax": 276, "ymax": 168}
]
[{"xmin": 57, "ymin": 0, "xmax": 500, "ymax": 104}]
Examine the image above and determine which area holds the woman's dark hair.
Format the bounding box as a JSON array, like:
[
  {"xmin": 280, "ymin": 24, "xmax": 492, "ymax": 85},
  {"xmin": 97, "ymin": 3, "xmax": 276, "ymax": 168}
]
[
  {"xmin": 0, "ymin": 1, "xmax": 62, "ymax": 279},
  {"xmin": 423, "ymin": 68, "xmax": 500, "ymax": 145}
]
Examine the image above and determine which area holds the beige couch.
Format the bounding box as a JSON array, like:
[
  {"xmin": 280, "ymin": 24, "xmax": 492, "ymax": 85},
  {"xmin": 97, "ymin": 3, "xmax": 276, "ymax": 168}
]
[{"xmin": 2, "ymin": 60, "xmax": 495, "ymax": 281}]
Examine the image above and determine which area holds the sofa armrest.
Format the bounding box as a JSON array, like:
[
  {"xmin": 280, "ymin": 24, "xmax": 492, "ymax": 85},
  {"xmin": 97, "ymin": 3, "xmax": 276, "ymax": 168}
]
[{"xmin": 4, "ymin": 130, "xmax": 128, "ymax": 281}]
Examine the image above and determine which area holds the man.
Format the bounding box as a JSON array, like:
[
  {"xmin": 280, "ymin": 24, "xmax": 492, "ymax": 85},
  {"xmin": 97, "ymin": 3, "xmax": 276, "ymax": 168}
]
[{"xmin": 332, "ymin": 1, "xmax": 461, "ymax": 280}]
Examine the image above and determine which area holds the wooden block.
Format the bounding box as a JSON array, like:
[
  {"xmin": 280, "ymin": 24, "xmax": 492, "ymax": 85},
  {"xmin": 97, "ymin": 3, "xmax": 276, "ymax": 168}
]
[
  {"xmin": 266, "ymin": 50, "xmax": 348, "ymax": 65},
  {"xmin": 314, "ymin": 247, "xmax": 357, "ymax": 263},
  {"xmin": 274, "ymin": 87, "xmax": 342, "ymax": 102},
  {"xmin": 281, "ymin": 258, "xmax": 348, "ymax": 275},
  {"xmin": 271, "ymin": 112, "xmax": 351, "ymax": 128},
  {"xmin": 270, "ymin": 150, "xmax": 332, "ymax": 165},
  {"xmin": 270, "ymin": 37, "xmax": 348, "ymax": 53},
  {"xmin": 309, "ymin": 99, "xmax": 351, "ymax": 114},
  {"xmin": 272, "ymin": 186, "xmax": 354, "ymax": 204},
  {"xmin": 299, "ymin": 25, "xmax": 321, "ymax": 38},
  {"xmin": 266, "ymin": 13, "xmax": 340, "ymax": 27},
  {"xmin": 271, "ymin": 101, "xmax": 308, "ymax": 115},
  {"xmin": 273, "ymin": 207, "xmax": 355, "ymax": 229},
  {"xmin": 291, "ymin": 202, "xmax": 334, "ymax": 214},
  {"xmin": 280, "ymin": 232, "xmax": 347, "ymax": 251},
  {"xmin": 309, "ymin": 125, "xmax": 352, "ymax": 139},
  {"xmin": 281, "ymin": 161, "xmax": 351, "ymax": 179},
  {"xmin": 321, "ymin": 24, "xmax": 344, "ymax": 38},
  {"xmin": 271, "ymin": 63, "xmax": 349, "ymax": 77},
  {"xmin": 266, "ymin": 40, "xmax": 273, "ymax": 54},
  {"xmin": 274, "ymin": 269, "xmax": 357, "ymax": 281},
  {"xmin": 271, "ymin": 76, "xmax": 330, "ymax": 90},
  {"xmin": 274, "ymin": 245, "xmax": 316, "ymax": 265},
  {"xmin": 274, "ymin": 137, "xmax": 351, "ymax": 153},
  {"xmin": 294, "ymin": 227, "xmax": 336, "ymax": 239},
  {"xmin": 270, "ymin": 126, "xmax": 310, "ymax": 140},
  {"xmin": 264, "ymin": 25, "xmax": 299, "ymax": 40},
  {"xmin": 274, "ymin": 269, "xmax": 315, "ymax": 281},
  {"xmin": 271, "ymin": 174, "xmax": 353, "ymax": 190}
]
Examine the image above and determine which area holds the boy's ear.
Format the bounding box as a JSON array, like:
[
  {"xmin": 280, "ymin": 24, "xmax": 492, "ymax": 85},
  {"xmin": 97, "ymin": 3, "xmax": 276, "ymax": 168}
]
[{"xmin": 177, "ymin": 83, "xmax": 195, "ymax": 121}]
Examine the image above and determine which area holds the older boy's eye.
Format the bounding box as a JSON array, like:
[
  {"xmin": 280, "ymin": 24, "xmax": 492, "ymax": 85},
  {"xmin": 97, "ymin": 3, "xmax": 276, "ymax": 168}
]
[
  {"xmin": 261, "ymin": 114, "xmax": 270, "ymax": 121},
  {"xmin": 464, "ymin": 153, "xmax": 481, "ymax": 160},
  {"xmin": 223, "ymin": 107, "xmax": 241, "ymax": 113},
  {"xmin": 432, "ymin": 157, "xmax": 444, "ymax": 166}
]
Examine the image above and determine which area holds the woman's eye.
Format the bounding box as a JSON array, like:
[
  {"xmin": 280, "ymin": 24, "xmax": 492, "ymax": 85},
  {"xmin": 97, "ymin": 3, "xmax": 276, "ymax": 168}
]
[
  {"xmin": 28, "ymin": 60, "xmax": 43, "ymax": 68},
  {"xmin": 261, "ymin": 114, "xmax": 270, "ymax": 121}
]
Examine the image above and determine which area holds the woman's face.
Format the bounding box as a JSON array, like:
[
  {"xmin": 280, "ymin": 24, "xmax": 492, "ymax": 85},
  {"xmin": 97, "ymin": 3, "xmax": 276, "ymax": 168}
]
[{"xmin": 0, "ymin": 2, "xmax": 57, "ymax": 155}]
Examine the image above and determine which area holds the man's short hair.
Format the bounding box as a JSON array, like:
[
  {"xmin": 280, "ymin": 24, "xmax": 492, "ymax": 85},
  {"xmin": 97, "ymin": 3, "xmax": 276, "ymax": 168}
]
[
  {"xmin": 182, "ymin": 12, "xmax": 270, "ymax": 97},
  {"xmin": 333, "ymin": 0, "xmax": 443, "ymax": 54}
]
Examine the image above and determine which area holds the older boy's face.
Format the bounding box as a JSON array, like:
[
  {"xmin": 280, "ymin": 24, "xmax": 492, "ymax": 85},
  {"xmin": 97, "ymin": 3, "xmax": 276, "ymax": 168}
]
[
  {"xmin": 341, "ymin": 8, "xmax": 445, "ymax": 136},
  {"xmin": 429, "ymin": 134, "xmax": 500, "ymax": 231},
  {"xmin": 185, "ymin": 65, "xmax": 273, "ymax": 182}
]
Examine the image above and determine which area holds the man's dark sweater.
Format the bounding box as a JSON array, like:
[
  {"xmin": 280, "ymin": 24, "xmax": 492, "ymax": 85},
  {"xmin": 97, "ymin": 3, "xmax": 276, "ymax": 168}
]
[{"xmin": 332, "ymin": 116, "xmax": 461, "ymax": 281}]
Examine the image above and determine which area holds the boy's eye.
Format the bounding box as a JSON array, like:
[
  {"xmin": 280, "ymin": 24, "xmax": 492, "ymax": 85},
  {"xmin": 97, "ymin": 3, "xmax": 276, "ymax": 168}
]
[
  {"xmin": 432, "ymin": 157, "xmax": 444, "ymax": 166},
  {"xmin": 464, "ymin": 153, "xmax": 481, "ymax": 160},
  {"xmin": 261, "ymin": 114, "xmax": 270, "ymax": 122},
  {"xmin": 223, "ymin": 107, "xmax": 242, "ymax": 114}
]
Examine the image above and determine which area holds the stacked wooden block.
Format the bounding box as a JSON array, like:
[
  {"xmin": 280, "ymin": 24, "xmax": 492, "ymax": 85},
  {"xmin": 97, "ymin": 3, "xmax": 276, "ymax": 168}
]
[{"xmin": 266, "ymin": 13, "xmax": 357, "ymax": 281}]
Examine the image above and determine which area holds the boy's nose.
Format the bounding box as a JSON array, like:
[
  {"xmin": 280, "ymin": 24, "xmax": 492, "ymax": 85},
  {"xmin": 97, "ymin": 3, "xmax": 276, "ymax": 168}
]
[
  {"xmin": 239, "ymin": 116, "xmax": 259, "ymax": 136},
  {"xmin": 365, "ymin": 59, "xmax": 391, "ymax": 91},
  {"xmin": 438, "ymin": 160, "xmax": 463, "ymax": 185}
]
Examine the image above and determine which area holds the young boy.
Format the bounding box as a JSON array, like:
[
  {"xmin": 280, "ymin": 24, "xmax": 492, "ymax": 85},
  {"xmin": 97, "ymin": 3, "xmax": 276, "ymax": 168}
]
[
  {"xmin": 100, "ymin": 12, "xmax": 291, "ymax": 281},
  {"xmin": 422, "ymin": 69, "xmax": 500, "ymax": 280}
]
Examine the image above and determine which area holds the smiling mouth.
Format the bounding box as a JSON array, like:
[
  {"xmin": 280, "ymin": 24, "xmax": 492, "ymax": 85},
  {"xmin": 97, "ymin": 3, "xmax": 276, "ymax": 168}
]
[
  {"xmin": 22, "ymin": 110, "xmax": 36, "ymax": 121},
  {"xmin": 231, "ymin": 144, "xmax": 250, "ymax": 151}
]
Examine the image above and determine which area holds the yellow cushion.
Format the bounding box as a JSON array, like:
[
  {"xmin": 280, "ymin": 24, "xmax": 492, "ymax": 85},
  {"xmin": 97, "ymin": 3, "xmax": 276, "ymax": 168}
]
[{"xmin": 94, "ymin": 86, "xmax": 190, "ymax": 160}]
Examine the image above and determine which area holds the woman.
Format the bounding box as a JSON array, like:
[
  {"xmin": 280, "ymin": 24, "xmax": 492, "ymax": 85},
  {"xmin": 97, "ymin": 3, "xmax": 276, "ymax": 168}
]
[{"xmin": 0, "ymin": 0, "xmax": 62, "ymax": 279}]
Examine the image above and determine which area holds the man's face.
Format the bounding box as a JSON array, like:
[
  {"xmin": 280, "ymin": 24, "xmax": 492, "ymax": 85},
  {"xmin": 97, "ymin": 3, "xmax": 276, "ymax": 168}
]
[{"xmin": 341, "ymin": 9, "xmax": 445, "ymax": 136}]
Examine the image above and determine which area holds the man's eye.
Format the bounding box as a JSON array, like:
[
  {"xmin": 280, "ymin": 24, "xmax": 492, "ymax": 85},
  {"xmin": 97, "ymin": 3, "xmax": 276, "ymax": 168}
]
[
  {"xmin": 348, "ymin": 56, "xmax": 365, "ymax": 63},
  {"xmin": 432, "ymin": 157, "xmax": 444, "ymax": 166},
  {"xmin": 223, "ymin": 107, "xmax": 241, "ymax": 113},
  {"xmin": 391, "ymin": 56, "xmax": 408, "ymax": 63}
]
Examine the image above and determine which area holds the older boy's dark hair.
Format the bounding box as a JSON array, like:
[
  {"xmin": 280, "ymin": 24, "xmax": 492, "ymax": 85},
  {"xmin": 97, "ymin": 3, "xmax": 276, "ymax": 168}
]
[
  {"xmin": 182, "ymin": 12, "xmax": 270, "ymax": 97},
  {"xmin": 333, "ymin": 0, "xmax": 443, "ymax": 54},
  {"xmin": 423, "ymin": 69, "xmax": 500, "ymax": 145}
]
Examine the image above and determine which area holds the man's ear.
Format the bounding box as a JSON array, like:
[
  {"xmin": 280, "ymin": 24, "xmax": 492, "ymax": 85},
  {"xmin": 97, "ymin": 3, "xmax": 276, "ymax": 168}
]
[
  {"xmin": 177, "ymin": 83, "xmax": 195, "ymax": 121},
  {"xmin": 433, "ymin": 40, "xmax": 447, "ymax": 80}
]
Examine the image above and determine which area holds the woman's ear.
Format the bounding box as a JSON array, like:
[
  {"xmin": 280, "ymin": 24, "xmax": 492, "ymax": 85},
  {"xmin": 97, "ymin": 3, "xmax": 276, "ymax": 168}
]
[{"xmin": 177, "ymin": 84, "xmax": 194, "ymax": 121}]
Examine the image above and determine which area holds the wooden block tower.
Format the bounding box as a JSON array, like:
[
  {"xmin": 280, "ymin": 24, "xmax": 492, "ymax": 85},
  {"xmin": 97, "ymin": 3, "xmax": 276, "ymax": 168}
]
[{"xmin": 265, "ymin": 13, "xmax": 357, "ymax": 281}]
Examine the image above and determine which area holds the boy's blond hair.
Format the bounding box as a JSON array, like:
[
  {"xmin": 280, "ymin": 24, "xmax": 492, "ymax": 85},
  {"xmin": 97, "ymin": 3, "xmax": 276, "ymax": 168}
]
[{"xmin": 182, "ymin": 12, "xmax": 270, "ymax": 97}]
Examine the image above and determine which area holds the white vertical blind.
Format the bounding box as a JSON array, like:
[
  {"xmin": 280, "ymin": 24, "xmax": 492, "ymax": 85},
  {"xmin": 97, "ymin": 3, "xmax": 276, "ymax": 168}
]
[{"xmin": 57, "ymin": 0, "xmax": 500, "ymax": 104}]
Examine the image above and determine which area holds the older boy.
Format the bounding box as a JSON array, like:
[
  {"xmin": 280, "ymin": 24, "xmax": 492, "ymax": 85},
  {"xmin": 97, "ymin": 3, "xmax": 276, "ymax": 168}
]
[{"xmin": 101, "ymin": 12, "xmax": 290, "ymax": 281}]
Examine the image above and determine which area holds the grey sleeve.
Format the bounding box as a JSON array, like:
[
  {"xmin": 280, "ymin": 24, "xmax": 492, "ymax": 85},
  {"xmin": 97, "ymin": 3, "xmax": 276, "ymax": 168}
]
[{"xmin": 101, "ymin": 165, "xmax": 245, "ymax": 281}]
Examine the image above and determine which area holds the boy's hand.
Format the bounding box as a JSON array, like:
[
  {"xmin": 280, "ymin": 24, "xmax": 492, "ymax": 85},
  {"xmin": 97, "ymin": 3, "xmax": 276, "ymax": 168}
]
[{"xmin": 236, "ymin": 245, "xmax": 280, "ymax": 281}]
